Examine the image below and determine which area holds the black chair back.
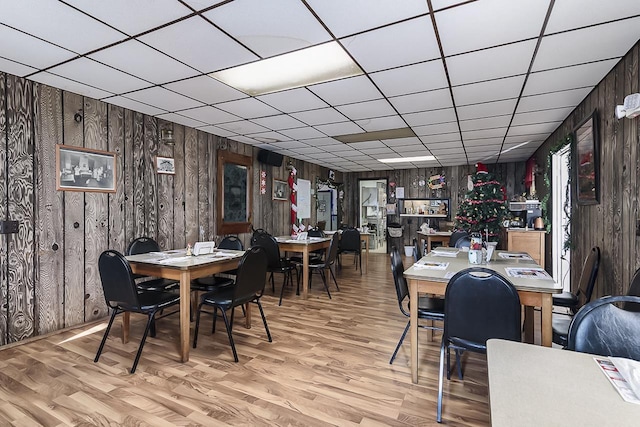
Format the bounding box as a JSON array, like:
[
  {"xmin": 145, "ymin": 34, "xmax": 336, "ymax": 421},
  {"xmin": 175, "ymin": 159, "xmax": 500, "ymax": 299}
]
[
  {"xmin": 444, "ymin": 268, "xmax": 521, "ymax": 352},
  {"xmin": 308, "ymin": 227, "xmax": 325, "ymax": 238},
  {"xmin": 454, "ymin": 237, "xmax": 471, "ymax": 249},
  {"xmin": 99, "ymin": 250, "xmax": 140, "ymax": 309},
  {"xmin": 325, "ymin": 232, "xmax": 339, "ymax": 266},
  {"xmin": 252, "ymin": 233, "xmax": 282, "ymax": 269},
  {"xmin": 232, "ymin": 247, "xmax": 269, "ymax": 304},
  {"xmin": 576, "ymin": 247, "xmax": 600, "ymax": 308},
  {"xmin": 390, "ymin": 247, "xmax": 409, "ymax": 316},
  {"xmin": 219, "ymin": 235, "xmax": 244, "ymax": 251},
  {"xmin": 449, "ymin": 231, "xmax": 469, "ymax": 248},
  {"xmin": 568, "ymin": 295, "xmax": 640, "ymax": 361},
  {"xmin": 340, "ymin": 228, "xmax": 361, "ymax": 252},
  {"xmin": 624, "ymin": 268, "xmax": 640, "ymax": 312},
  {"xmin": 250, "ymin": 228, "xmax": 270, "ymax": 247},
  {"xmin": 127, "ymin": 236, "xmax": 161, "ymax": 255},
  {"xmin": 413, "ymin": 238, "xmax": 423, "ymax": 263}
]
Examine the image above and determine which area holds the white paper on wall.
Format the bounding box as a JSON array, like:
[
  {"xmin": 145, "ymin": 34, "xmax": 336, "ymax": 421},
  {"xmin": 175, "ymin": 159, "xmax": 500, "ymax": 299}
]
[{"xmin": 297, "ymin": 178, "xmax": 311, "ymax": 219}]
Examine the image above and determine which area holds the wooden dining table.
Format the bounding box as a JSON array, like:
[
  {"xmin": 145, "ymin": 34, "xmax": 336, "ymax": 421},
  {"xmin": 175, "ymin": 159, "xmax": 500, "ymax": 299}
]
[
  {"xmin": 275, "ymin": 236, "xmax": 332, "ymax": 299},
  {"xmin": 417, "ymin": 231, "xmax": 452, "ymax": 253},
  {"xmin": 126, "ymin": 249, "xmax": 245, "ymax": 363},
  {"xmin": 403, "ymin": 249, "xmax": 562, "ymax": 383}
]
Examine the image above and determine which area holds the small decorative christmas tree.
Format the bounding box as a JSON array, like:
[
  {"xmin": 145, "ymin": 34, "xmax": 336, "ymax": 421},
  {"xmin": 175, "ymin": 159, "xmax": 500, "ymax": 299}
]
[{"xmin": 454, "ymin": 163, "xmax": 507, "ymax": 242}]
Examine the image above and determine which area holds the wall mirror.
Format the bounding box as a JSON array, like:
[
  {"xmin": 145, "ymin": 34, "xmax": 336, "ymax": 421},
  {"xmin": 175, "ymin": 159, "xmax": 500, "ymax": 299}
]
[
  {"xmin": 573, "ymin": 110, "xmax": 599, "ymax": 205},
  {"xmin": 217, "ymin": 151, "xmax": 253, "ymax": 234}
]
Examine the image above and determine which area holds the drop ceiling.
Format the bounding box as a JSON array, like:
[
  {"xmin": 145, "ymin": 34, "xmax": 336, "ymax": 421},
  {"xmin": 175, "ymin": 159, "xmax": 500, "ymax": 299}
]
[{"xmin": 1, "ymin": 0, "xmax": 639, "ymax": 172}]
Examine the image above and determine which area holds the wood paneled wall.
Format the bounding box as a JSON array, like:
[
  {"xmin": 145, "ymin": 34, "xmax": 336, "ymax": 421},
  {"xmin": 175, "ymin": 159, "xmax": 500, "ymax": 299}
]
[
  {"xmin": 534, "ymin": 40, "xmax": 640, "ymax": 298},
  {"xmin": 0, "ymin": 73, "xmax": 335, "ymax": 345}
]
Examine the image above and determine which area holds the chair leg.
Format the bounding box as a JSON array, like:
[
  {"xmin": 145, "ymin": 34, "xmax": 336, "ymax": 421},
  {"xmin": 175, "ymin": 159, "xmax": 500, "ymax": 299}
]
[
  {"xmin": 130, "ymin": 312, "xmax": 156, "ymax": 374},
  {"xmin": 389, "ymin": 321, "xmax": 410, "ymax": 364},
  {"xmin": 278, "ymin": 272, "xmax": 288, "ymax": 306},
  {"xmin": 220, "ymin": 308, "xmax": 239, "ymax": 362},
  {"xmin": 329, "ymin": 266, "xmax": 340, "ymax": 291},
  {"xmin": 455, "ymin": 349, "xmax": 464, "ymax": 380},
  {"xmin": 255, "ymin": 299, "xmax": 272, "ymax": 342},
  {"xmin": 193, "ymin": 301, "xmax": 205, "ymax": 348},
  {"xmin": 270, "ymin": 272, "xmax": 275, "ymax": 293},
  {"xmin": 446, "ymin": 345, "xmax": 451, "ymax": 380},
  {"xmin": 94, "ymin": 308, "xmax": 119, "ymax": 363},
  {"xmin": 211, "ymin": 306, "xmax": 218, "ymax": 333},
  {"xmin": 359, "ymin": 252, "xmax": 362, "ymax": 275},
  {"xmin": 437, "ymin": 338, "xmax": 446, "ymax": 423},
  {"xmin": 319, "ymin": 269, "xmax": 332, "ymax": 299}
]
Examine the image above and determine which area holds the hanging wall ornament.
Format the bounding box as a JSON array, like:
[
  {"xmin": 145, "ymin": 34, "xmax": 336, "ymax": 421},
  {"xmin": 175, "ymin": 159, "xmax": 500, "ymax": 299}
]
[{"xmin": 288, "ymin": 165, "xmax": 298, "ymax": 236}]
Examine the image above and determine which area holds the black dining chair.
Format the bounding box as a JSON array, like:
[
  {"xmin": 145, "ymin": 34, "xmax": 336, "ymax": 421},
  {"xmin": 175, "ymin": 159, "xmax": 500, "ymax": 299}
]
[
  {"xmin": 552, "ymin": 246, "xmax": 600, "ymax": 347},
  {"xmin": 250, "ymin": 228, "xmax": 270, "ymax": 247},
  {"xmin": 436, "ymin": 267, "xmax": 521, "ymax": 423},
  {"xmin": 448, "ymin": 230, "xmax": 469, "ymax": 248},
  {"xmin": 94, "ymin": 250, "xmax": 180, "ymax": 373},
  {"xmin": 567, "ymin": 295, "xmax": 640, "ymax": 361},
  {"xmin": 389, "ymin": 246, "xmax": 444, "ymax": 364},
  {"xmin": 288, "ymin": 227, "xmax": 325, "ymax": 265},
  {"xmin": 191, "ymin": 236, "xmax": 243, "ymax": 292},
  {"xmin": 413, "ymin": 238, "xmax": 424, "ymax": 262},
  {"xmin": 193, "ymin": 246, "xmax": 272, "ymax": 362},
  {"xmin": 252, "ymin": 233, "xmax": 297, "ymax": 306},
  {"xmin": 126, "ymin": 237, "xmax": 178, "ymax": 291},
  {"xmin": 305, "ymin": 232, "xmax": 340, "ymax": 300},
  {"xmin": 338, "ymin": 227, "xmax": 362, "ymax": 274}
]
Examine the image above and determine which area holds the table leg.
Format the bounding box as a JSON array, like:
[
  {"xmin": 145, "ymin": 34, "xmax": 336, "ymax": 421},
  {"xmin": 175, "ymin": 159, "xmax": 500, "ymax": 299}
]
[
  {"xmin": 179, "ymin": 271, "xmax": 191, "ymax": 362},
  {"xmin": 245, "ymin": 303, "xmax": 252, "ymax": 329},
  {"xmin": 540, "ymin": 294, "xmax": 552, "ymax": 347},
  {"xmin": 409, "ymin": 279, "xmax": 419, "ymax": 383},
  {"xmin": 364, "ymin": 236, "xmax": 369, "ymax": 273},
  {"xmin": 302, "ymin": 247, "xmax": 309, "ymax": 299},
  {"xmin": 523, "ymin": 306, "xmax": 535, "ymax": 344},
  {"xmin": 121, "ymin": 312, "xmax": 130, "ymax": 344}
]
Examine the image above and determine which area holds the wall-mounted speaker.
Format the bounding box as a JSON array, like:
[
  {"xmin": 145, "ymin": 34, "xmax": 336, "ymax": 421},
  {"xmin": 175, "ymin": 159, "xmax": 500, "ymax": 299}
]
[{"xmin": 257, "ymin": 149, "xmax": 283, "ymax": 167}]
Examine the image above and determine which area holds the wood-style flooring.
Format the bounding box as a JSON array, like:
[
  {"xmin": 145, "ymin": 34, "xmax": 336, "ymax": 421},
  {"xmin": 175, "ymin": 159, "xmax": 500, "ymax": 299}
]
[{"xmin": 0, "ymin": 253, "xmax": 491, "ymax": 426}]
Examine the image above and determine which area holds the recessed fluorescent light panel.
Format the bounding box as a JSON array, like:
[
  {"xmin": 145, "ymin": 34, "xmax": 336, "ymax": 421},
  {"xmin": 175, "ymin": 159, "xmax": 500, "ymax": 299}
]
[
  {"xmin": 210, "ymin": 42, "xmax": 363, "ymax": 96},
  {"xmin": 378, "ymin": 155, "xmax": 436, "ymax": 163}
]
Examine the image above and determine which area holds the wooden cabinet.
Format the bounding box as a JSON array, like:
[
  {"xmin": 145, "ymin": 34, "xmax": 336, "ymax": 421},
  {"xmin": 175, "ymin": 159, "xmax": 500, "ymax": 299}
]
[{"xmin": 507, "ymin": 230, "xmax": 546, "ymax": 268}]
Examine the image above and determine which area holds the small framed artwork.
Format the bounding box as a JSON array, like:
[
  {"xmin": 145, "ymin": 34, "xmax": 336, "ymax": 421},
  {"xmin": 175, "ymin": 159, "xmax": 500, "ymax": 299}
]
[
  {"xmin": 273, "ymin": 179, "xmax": 288, "ymax": 201},
  {"xmin": 156, "ymin": 156, "xmax": 175, "ymax": 175},
  {"xmin": 56, "ymin": 144, "xmax": 116, "ymax": 192},
  {"xmin": 573, "ymin": 110, "xmax": 600, "ymax": 205}
]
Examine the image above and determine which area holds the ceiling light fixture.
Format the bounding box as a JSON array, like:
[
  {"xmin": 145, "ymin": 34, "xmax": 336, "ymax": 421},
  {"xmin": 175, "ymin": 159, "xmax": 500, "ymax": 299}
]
[
  {"xmin": 378, "ymin": 155, "xmax": 436, "ymax": 163},
  {"xmin": 210, "ymin": 41, "xmax": 363, "ymax": 96}
]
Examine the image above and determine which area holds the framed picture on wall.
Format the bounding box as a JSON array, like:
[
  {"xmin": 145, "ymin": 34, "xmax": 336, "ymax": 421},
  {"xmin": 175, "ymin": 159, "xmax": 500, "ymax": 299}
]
[
  {"xmin": 56, "ymin": 144, "xmax": 116, "ymax": 192},
  {"xmin": 156, "ymin": 156, "xmax": 175, "ymax": 174},
  {"xmin": 573, "ymin": 110, "xmax": 599, "ymax": 205},
  {"xmin": 273, "ymin": 179, "xmax": 288, "ymax": 201}
]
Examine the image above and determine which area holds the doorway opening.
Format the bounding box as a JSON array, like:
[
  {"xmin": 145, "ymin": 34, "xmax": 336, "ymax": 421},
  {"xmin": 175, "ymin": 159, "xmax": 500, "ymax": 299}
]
[
  {"xmin": 552, "ymin": 146, "xmax": 571, "ymax": 292},
  {"xmin": 359, "ymin": 179, "xmax": 387, "ymax": 253},
  {"xmin": 316, "ymin": 187, "xmax": 337, "ymax": 231}
]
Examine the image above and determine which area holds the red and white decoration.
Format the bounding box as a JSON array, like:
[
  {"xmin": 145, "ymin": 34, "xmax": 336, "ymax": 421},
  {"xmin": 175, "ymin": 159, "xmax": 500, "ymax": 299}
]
[
  {"xmin": 260, "ymin": 170, "xmax": 267, "ymax": 195},
  {"xmin": 288, "ymin": 165, "xmax": 299, "ymax": 236}
]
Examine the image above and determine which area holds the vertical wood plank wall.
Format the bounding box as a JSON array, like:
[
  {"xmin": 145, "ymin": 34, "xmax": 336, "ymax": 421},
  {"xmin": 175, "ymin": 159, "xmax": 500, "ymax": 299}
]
[{"xmin": 534, "ymin": 40, "xmax": 640, "ymax": 298}]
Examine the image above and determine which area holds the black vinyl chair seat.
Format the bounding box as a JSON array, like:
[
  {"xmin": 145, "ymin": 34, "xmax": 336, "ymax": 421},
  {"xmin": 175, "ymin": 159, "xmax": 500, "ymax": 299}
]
[
  {"xmin": 95, "ymin": 250, "xmax": 180, "ymax": 374},
  {"xmin": 551, "ymin": 291, "xmax": 578, "ymax": 308},
  {"xmin": 191, "ymin": 276, "xmax": 235, "ymax": 291},
  {"xmin": 127, "ymin": 237, "xmax": 179, "ymax": 291},
  {"xmin": 338, "ymin": 227, "xmax": 362, "ymax": 274},
  {"xmin": 551, "ymin": 313, "xmax": 572, "ymax": 347}
]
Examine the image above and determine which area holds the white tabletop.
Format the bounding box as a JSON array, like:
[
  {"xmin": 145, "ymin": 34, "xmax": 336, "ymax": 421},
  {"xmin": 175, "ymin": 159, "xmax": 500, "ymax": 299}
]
[
  {"xmin": 126, "ymin": 249, "xmax": 244, "ymax": 268},
  {"xmin": 403, "ymin": 250, "xmax": 561, "ymax": 294},
  {"xmin": 417, "ymin": 231, "xmax": 453, "ymax": 237},
  {"xmin": 275, "ymin": 236, "xmax": 332, "ymax": 245},
  {"xmin": 487, "ymin": 339, "xmax": 640, "ymax": 426}
]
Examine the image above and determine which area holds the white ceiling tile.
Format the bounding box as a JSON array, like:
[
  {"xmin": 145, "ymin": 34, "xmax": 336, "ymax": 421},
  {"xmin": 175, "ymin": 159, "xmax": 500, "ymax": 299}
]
[
  {"xmin": 389, "ymin": 89, "xmax": 453, "ymax": 114},
  {"xmin": 508, "ymin": 122, "xmax": 561, "ymax": 137},
  {"xmin": 138, "ymin": 16, "xmax": 258, "ymax": 73},
  {"xmin": 292, "ymin": 146, "xmax": 326, "ymax": 155},
  {"xmin": 269, "ymin": 140, "xmax": 310, "ymax": 149},
  {"xmin": 245, "ymin": 131, "xmax": 291, "ymax": 143},
  {"xmin": 102, "ymin": 95, "xmax": 167, "ymax": 115},
  {"xmin": 279, "ymin": 126, "xmax": 326, "ymax": 140},
  {"xmin": 48, "ymin": 57, "xmax": 150, "ymax": 94},
  {"xmin": 302, "ymin": 137, "xmax": 343, "ymax": 147},
  {"xmin": 156, "ymin": 112, "xmax": 207, "ymax": 128},
  {"xmin": 198, "ymin": 125, "xmax": 238, "ymax": 137},
  {"xmin": 308, "ymin": 75, "xmax": 382, "ymax": 105},
  {"xmin": 517, "ymin": 87, "xmax": 592, "ymax": 113},
  {"xmin": 419, "ymin": 133, "xmax": 462, "ymax": 144},
  {"xmin": 231, "ymin": 135, "xmax": 262, "ymax": 145},
  {"xmin": 126, "ymin": 87, "xmax": 204, "ymax": 111},
  {"xmin": 435, "ymin": 0, "xmax": 549, "ymax": 55},
  {"xmin": 462, "ymin": 128, "xmax": 507, "ymax": 140},
  {"xmin": 393, "ymin": 144, "xmax": 427, "ymax": 153},
  {"xmin": 315, "ymin": 121, "xmax": 363, "ymax": 136},
  {"xmin": 504, "ymin": 134, "xmax": 547, "ymax": 145},
  {"xmin": 383, "ymin": 136, "xmax": 423, "ymax": 146},
  {"xmin": 291, "ymin": 107, "xmax": 348, "ymax": 125},
  {"xmin": 178, "ymin": 105, "xmax": 239, "ymax": 124},
  {"xmin": 318, "ymin": 144, "xmax": 355, "ymax": 152},
  {"xmin": 64, "ymin": 0, "xmax": 193, "ymax": 36},
  {"xmin": 0, "ymin": 0, "xmax": 125, "ymax": 53},
  {"xmin": 545, "ymin": 0, "xmax": 640, "ymax": 33},
  {"xmin": 338, "ymin": 150, "xmax": 370, "ymax": 158},
  {"xmin": 336, "ymin": 99, "xmax": 396, "ymax": 120},
  {"xmin": 459, "ymin": 115, "xmax": 511, "ymax": 132},
  {"xmin": 89, "ymin": 40, "xmax": 199, "ymax": 84},
  {"xmin": 306, "ymin": 0, "xmax": 428, "ymax": 38},
  {"xmin": 29, "ymin": 72, "xmax": 114, "ymax": 100},
  {"xmin": 402, "ymin": 108, "xmax": 457, "ymax": 127},
  {"xmin": 524, "ymin": 59, "xmax": 618, "ymax": 95},
  {"xmin": 456, "ymin": 99, "xmax": 518, "ymax": 120},
  {"xmin": 216, "ymin": 98, "xmax": 281, "ymax": 119},
  {"xmin": 533, "ymin": 17, "xmax": 640, "ymax": 71},
  {"xmin": 0, "ymin": 57, "xmax": 37, "ymax": 77},
  {"xmin": 163, "ymin": 75, "xmax": 247, "ymax": 105},
  {"xmin": 360, "ymin": 147, "xmax": 396, "ymax": 155},
  {"xmin": 348, "ymin": 141, "xmax": 385, "ymax": 150},
  {"xmin": 371, "ymin": 60, "xmax": 448, "ymax": 97},
  {"xmin": 257, "ymin": 88, "xmax": 327, "ymax": 113},
  {"xmin": 252, "ymin": 114, "xmax": 306, "ymax": 130},
  {"xmin": 356, "ymin": 115, "xmax": 406, "ymax": 132},
  {"xmin": 204, "ymin": 0, "xmax": 330, "ymax": 58},
  {"xmin": 217, "ymin": 120, "xmax": 269, "ymax": 135},
  {"xmin": 0, "ymin": 25, "xmax": 76, "ymax": 69},
  {"xmin": 453, "ymin": 75, "xmax": 525, "ymax": 105},
  {"xmin": 446, "ymin": 40, "xmax": 536, "ymax": 86},
  {"xmin": 431, "ymin": 1, "xmax": 468, "ymax": 10},
  {"xmin": 341, "ymin": 16, "xmax": 439, "ymax": 72},
  {"xmin": 464, "ymin": 138, "xmax": 503, "ymax": 147},
  {"xmin": 511, "ymin": 107, "xmax": 574, "ymax": 126},
  {"xmin": 413, "ymin": 121, "xmax": 459, "ymax": 136}
]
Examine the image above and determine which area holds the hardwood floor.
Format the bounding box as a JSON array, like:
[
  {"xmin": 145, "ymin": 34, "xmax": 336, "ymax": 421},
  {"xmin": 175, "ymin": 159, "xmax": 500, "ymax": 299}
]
[{"xmin": 0, "ymin": 253, "xmax": 491, "ymax": 426}]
